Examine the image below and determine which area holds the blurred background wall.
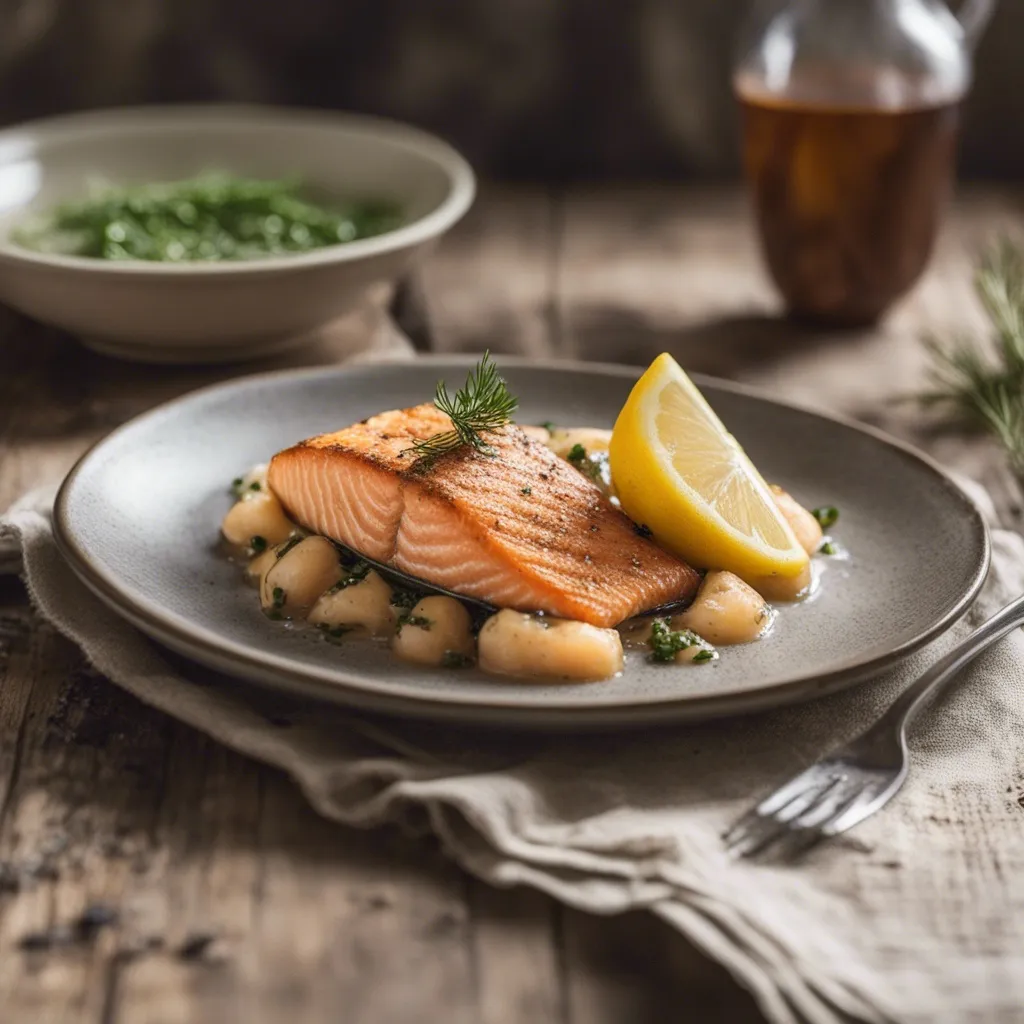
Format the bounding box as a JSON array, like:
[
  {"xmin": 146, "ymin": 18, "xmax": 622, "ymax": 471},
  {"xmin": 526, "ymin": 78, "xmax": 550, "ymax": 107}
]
[{"xmin": 0, "ymin": 0, "xmax": 1019, "ymax": 179}]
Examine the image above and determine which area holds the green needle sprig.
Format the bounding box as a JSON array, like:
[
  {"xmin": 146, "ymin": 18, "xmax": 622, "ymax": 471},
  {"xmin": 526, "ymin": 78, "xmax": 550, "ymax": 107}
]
[
  {"xmin": 921, "ymin": 240, "xmax": 1024, "ymax": 477},
  {"xmin": 408, "ymin": 353, "xmax": 518, "ymax": 465}
]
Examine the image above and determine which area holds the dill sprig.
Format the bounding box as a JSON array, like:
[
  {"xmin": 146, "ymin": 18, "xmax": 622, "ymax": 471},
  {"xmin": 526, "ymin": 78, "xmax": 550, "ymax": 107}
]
[
  {"xmin": 408, "ymin": 353, "xmax": 518, "ymax": 464},
  {"xmin": 921, "ymin": 239, "xmax": 1024, "ymax": 477}
]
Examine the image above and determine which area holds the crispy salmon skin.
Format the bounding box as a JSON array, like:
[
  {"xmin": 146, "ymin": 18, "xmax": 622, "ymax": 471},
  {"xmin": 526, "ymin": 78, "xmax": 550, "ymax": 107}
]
[{"xmin": 267, "ymin": 404, "xmax": 700, "ymax": 627}]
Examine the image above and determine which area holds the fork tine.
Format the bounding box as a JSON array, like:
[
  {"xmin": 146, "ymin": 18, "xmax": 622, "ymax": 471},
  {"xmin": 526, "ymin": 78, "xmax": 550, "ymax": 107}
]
[
  {"xmin": 822, "ymin": 781, "xmax": 898, "ymax": 836},
  {"xmin": 722, "ymin": 772, "xmax": 822, "ymax": 846},
  {"xmin": 725, "ymin": 813, "xmax": 795, "ymax": 859},
  {"xmin": 791, "ymin": 782, "xmax": 864, "ymax": 830},
  {"xmin": 724, "ymin": 774, "xmax": 845, "ymax": 859},
  {"xmin": 755, "ymin": 770, "xmax": 824, "ymax": 816}
]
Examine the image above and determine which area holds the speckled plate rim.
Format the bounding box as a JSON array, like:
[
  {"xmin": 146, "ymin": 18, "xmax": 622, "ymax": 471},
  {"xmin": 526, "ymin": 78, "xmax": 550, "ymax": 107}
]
[{"xmin": 53, "ymin": 356, "xmax": 991, "ymax": 729}]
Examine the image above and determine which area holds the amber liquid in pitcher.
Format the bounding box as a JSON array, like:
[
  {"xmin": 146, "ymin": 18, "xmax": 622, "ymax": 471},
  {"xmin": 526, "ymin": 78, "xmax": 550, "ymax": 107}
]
[{"xmin": 737, "ymin": 76, "xmax": 960, "ymax": 325}]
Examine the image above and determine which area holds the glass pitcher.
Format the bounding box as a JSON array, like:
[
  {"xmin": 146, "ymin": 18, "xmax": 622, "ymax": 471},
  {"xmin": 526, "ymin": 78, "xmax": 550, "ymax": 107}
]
[{"xmin": 734, "ymin": 0, "xmax": 995, "ymax": 326}]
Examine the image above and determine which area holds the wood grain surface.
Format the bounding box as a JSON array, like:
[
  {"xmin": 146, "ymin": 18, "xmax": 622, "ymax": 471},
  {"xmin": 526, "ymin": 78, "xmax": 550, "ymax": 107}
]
[{"xmin": 0, "ymin": 185, "xmax": 1020, "ymax": 1024}]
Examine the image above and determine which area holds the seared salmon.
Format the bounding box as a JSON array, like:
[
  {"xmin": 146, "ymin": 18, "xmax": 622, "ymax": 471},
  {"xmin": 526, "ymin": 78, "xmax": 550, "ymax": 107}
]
[{"xmin": 267, "ymin": 404, "xmax": 700, "ymax": 627}]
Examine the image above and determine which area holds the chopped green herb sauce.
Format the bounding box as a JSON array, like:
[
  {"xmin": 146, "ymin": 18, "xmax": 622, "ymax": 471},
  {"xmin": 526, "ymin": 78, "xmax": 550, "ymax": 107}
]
[
  {"xmin": 442, "ymin": 651, "xmax": 473, "ymax": 669},
  {"xmin": 812, "ymin": 506, "xmax": 839, "ymax": 529},
  {"xmin": 521, "ymin": 485, "xmax": 532, "ymax": 496},
  {"xmin": 271, "ymin": 587, "xmax": 286, "ymax": 609},
  {"xmin": 633, "ymin": 522, "xmax": 653, "ymax": 539},
  {"xmin": 329, "ymin": 561, "xmax": 371, "ymax": 593},
  {"xmin": 390, "ymin": 588, "xmax": 420, "ymax": 610},
  {"xmin": 15, "ymin": 174, "xmax": 403, "ymax": 262},
  {"xmin": 249, "ymin": 535, "xmax": 267, "ymax": 554},
  {"xmin": 275, "ymin": 535, "xmax": 303, "ymax": 560},
  {"xmin": 692, "ymin": 649, "xmax": 716, "ymax": 664},
  {"xmin": 565, "ymin": 443, "xmax": 609, "ymax": 486},
  {"xmin": 540, "ymin": 421, "xmax": 556, "ymax": 433},
  {"xmin": 819, "ymin": 540, "xmax": 839, "ymax": 556},
  {"xmin": 648, "ymin": 618, "xmax": 702, "ymax": 663},
  {"xmin": 397, "ymin": 614, "xmax": 432, "ymax": 631}
]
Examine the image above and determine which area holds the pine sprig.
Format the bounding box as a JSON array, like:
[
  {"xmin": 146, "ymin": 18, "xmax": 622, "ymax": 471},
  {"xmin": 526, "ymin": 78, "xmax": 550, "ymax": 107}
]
[
  {"xmin": 921, "ymin": 240, "xmax": 1024, "ymax": 477},
  {"xmin": 408, "ymin": 353, "xmax": 518, "ymax": 464}
]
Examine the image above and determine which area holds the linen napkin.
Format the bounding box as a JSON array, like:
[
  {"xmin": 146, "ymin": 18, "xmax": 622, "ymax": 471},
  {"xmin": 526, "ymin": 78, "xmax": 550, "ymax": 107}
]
[{"xmin": 3, "ymin": 477, "xmax": 1023, "ymax": 1024}]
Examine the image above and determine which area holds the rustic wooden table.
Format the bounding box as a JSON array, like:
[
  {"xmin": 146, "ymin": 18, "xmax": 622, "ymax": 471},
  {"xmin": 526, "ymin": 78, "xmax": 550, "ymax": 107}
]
[{"xmin": 0, "ymin": 186, "xmax": 1020, "ymax": 1024}]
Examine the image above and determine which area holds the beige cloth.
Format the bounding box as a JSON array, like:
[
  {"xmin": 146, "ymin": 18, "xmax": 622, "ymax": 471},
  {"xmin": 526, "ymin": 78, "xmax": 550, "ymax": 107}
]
[{"xmin": 1, "ymin": 338, "xmax": 1022, "ymax": 1023}]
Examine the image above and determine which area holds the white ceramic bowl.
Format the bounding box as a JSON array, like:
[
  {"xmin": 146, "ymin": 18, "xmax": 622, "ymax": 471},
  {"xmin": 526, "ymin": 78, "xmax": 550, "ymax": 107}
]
[{"xmin": 0, "ymin": 105, "xmax": 475, "ymax": 363}]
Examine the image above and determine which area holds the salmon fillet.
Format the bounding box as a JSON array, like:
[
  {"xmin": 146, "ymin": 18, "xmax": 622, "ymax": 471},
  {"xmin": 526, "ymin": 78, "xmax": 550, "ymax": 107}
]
[{"xmin": 267, "ymin": 404, "xmax": 700, "ymax": 627}]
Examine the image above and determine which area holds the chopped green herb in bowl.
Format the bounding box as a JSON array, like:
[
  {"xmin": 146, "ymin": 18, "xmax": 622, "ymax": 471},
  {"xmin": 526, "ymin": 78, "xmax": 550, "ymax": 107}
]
[{"xmin": 14, "ymin": 174, "xmax": 403, "ymax": 263}]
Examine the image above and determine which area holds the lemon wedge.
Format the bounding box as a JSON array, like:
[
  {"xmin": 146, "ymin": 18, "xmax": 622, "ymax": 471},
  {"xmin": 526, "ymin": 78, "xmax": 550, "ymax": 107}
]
[{"xmin": 609, "ymin": 353, "xmax": 809, "ymax": 581}]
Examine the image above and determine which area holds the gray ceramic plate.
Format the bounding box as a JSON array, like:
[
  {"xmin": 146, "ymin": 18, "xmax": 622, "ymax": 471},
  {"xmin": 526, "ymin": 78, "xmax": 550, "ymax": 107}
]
[{"xmin": 54, "ymin": 357, "xmax": 990, "ymax": 729}]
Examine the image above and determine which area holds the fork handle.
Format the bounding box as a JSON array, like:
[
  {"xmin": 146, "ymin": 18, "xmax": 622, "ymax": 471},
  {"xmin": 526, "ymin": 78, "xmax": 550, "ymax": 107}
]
[{"xmin": 877, "ymin": 592, "xmax": 1024, "ymax": 735}]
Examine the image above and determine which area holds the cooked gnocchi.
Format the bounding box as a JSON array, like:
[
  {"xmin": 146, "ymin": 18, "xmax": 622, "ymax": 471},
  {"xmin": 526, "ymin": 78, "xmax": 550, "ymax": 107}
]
[
  {"xmin": 478, "ymin": 610, "xmax": 624, "ymax": 682},
  {"xmin": 392, "ymin": 596, "xmax": 475, "ymax": 667},
  {"xmin": 771, "ymin": 485, "xmax": 824, "ymax": 556},
  {"xmin": 308, "ymin": 569, "xmax": 396, "ymax": 636},
  {"xmin": 545, "ymin": 427, "xmax": 612, "ymax": 459},
  {"xmin": 261, "ymin": 536, "xmax": 342, "ymax": 616},
  {"xmin": 674, "ymin": 570, "xmax": 774, "ymax": 645},
  {"xmin": 222, "ymin": 489, "xmax": 295, "ymax": 548}
]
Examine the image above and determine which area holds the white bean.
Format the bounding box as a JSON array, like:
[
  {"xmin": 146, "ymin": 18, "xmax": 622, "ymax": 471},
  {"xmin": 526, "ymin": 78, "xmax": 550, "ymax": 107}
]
[
  {"xmin": 392, "ymin": 596, "xmax": 475, "ymax": 667},
  {"xmin": 308, "ymin": 570, "xmax": 395, "ymax": 636},
  {"xmin": 676, "ymin": 643, "xmax": 718, "ymax": 664},
  {"xmin": 674, "ymin": 570, "xmax": 773, "ymax": 645},
  {"xmin": 546, "ymin": 427, "xmax": 612, "ymax": 459},
  {"xmin": 232, "ymin": 464, "xmax": 268, "ymax": 493},
  {"xmin": 770, "ymin": 485, "xmax": 823, "ymax": 556},
  {"xmin": 222, "ymin": 490, "xmax": 294, "ymax": 547},
  {"xmin": 751, "ymin": 562, "xmax": 813, "ymax": 602},
  {"xmin": 261, "ymin": 537, "xmax": 342, "ymax": 617},
  {"xmin": 519, "ymin": 425, "xmax": 551, "ymax": 444},
  {"xmin": 246, "ymin": 547, "xmax": 277, "ymax": 585},
  {"xmin": 478, "ymin": 610, "xmax": 623, "ymax": 682}
]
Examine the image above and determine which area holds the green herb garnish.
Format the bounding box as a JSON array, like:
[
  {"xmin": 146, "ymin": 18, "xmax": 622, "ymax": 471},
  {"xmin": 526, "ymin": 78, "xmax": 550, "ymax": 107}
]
[
  {"xmin": 407, "ymin": 353, "xmax": 518, "ymax": 465},
  {"xmin": 231, "ymin": 476, "xmax": 245, "ymax": 496},
  {"xmin": 812, "ymin": 506, "xmax": 839, "ymax": 530},
  {"xmin": 275, "ymin": 535, "xmax": 303, "ymax": 560},
  {"xmin": 442, "ymin": 651, "xmax": 473, "ymax": 669},
  {"xmin": 249, "ymin": 481, "xmax": 261, "ymax": 492},
  {"xmin": 398, "ymin": 614, "xmax": 433, "ymax": 631},
  {"xmin": 521, "ymin": 485, "xmax": 532, "ymax": 496},
  {"xmin": 329, "ymin": 561, "xmax": 371, "ymax": 593},
  {"xmin": 249, "ymin": 535, "xmax": 268, "ymax": 554},
  {"xmin": 819, "ymin": 540, "xmax": 838, "ymax": 556},
  {"xmin": 921, "ymin": 240, "xmax": 1024, "ymax": 476},
  {"xmin": 271, "ymin": 587, "xmax": 286, "ymax": 609},
  {"xmin": 566, "ymin": 443, "xmax": 608, "ymax": 486},
  {"xmin": 648, "ymin": 618, "xmax": 702, "ymax": 663},
  {"xmin": 15, "ymin": 174, "xmax": 402, "ymax": 262},
  {"xmin": 540, "ymin": 421, "xmax": 556, "ymax": 433},
  {"xmin": 633, "ymin": 522, "xmax": 653, "ymax": 538},
  {"xmin": 692, "ymin": 649, "xmax": 716, "ymax": 664},
  {"xmin": 318, "ymin": 624, "xmax": 350, "ymax": 639},
  {"xmin": 390, "ymin": 588, "xmax": 420, "ymax": 610}
]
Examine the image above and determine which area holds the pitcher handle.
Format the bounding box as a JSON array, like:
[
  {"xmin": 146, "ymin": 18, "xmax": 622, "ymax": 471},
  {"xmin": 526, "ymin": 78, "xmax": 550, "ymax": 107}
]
[{"xmin": 956, "ymin": 0, "xmax": 996, "ymax": 49}]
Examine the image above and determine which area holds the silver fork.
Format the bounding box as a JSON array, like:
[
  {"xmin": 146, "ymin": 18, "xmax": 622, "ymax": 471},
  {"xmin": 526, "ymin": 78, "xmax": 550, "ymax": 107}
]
[{"xmin": 725, "ymin": 592, "xmax": 1024, "ymax": 859}]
